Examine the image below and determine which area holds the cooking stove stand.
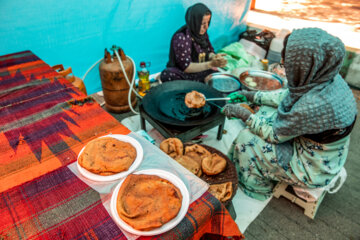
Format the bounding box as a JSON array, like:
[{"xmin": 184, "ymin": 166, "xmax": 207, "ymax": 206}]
[{"xmin": 139, "ymin": 104, "xmax": 225, "ymax": 142}]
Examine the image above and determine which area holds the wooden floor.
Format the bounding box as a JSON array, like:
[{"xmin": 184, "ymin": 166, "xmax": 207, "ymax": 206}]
[{"xmin": 244, "ymin": 89, "xmax": 360, "ymax": 240}]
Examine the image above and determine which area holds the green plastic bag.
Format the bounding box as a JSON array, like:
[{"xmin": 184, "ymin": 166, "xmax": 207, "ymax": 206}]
[{"xmin": 218, "ymin": 42, "xmax": 256, "ymax": 71}]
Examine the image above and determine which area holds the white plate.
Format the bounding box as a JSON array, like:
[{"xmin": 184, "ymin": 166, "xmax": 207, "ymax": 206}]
[
  {"xmin": 77, "ymin": 134, "xmax": 143, "ymax": 182},
  {"xmin": 110, "ymin": 169, "xmax": 190, "ymax": 236}
]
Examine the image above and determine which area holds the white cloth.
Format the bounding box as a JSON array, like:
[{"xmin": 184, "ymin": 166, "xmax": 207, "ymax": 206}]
[
  {"xmin": 68, "ymin": 132, "xmax": 208, "ymax": 240},
  {"xmin": 293, "ymin": 167, "xmax": 347, "ymax": 202},
  {"xmin": 121, "ymin": 115, "xmax": 271, "ymax": 233}
]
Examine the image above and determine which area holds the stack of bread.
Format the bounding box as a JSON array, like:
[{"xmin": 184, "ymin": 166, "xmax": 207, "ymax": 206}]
[{"xmin": 160, "ymin": 138, "xmax": 233, "ymax": 203}]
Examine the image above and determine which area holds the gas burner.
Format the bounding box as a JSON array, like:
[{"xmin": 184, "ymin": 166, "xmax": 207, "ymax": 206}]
[{"xmin": 139, "ymin": 104, "xmax": 225, "ymax": 142}]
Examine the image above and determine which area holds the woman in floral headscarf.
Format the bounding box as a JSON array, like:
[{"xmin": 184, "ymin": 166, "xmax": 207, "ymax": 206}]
[
  {"xmin": 160, "ymin": 3, "xmax": 227, "ymax": 83},
  {"xmin": 222, "ymin": 28, "xmax": 357, "ymax": 200}
]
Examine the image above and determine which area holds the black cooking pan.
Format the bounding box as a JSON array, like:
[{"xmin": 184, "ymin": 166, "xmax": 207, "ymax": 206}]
[{"xmin": 141, "ymin": 80, "xmax": 225, "ymax": 127}]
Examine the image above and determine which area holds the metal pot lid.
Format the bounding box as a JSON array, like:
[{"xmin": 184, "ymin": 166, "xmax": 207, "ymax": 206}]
[
  {"xmin": 205, "ymin": 73, "xmax": 241, "ymax": 93},
  {"xmin": 141, "ymin": 80, "xmax": 225, "ymax": 127}
]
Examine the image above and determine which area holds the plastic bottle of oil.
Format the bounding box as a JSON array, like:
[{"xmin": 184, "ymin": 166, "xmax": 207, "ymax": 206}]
[
  {"xmin": 261, "ymin": 59, "xmax": 269, "ymax": 71},
  {"xmin": 138, "ymin": 61, "xmax": 150, "ymax": 96}
]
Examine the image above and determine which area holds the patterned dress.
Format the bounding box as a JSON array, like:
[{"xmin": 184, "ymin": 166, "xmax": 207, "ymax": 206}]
[
  {"xmin": 228, "ymin": 89, "xmax": 351, "ymax": 200},
  {"xmin": 160, "ymin": 28, "xmax": 216, "ymax": 82}
]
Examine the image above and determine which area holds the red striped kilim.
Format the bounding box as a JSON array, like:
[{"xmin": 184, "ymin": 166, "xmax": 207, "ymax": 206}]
[
  {"xmin": 0, "ymin": 51, "xmax": 130, "ymax": 192},
  {"xmin": 0, "ymin": 166, "xmax": 244, "ymax": 240},
  {"xmin": 0, "ymin": 51, "xmax": 243, "ymax": 239}
]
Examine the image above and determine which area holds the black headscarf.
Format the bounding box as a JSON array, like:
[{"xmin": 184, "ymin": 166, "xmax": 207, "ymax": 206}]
[{"xmin": 167, "ymin": 3, "xmax": 212, "ymax": 68}]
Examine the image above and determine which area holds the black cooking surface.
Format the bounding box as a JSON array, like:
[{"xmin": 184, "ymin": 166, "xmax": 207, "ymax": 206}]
[
  {"xmin": 142, "ymin": 80, "xmax": 225, "ymax": 127},
  {"xmin": 158, "ymin": 91, "xmax": 212, "ymax": 121}
]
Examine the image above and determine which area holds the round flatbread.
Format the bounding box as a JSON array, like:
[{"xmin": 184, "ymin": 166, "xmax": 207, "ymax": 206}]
[
  {"xmin": 78, "ymin": 137, "xmax": 136, "ymax": 175},
  {"xmin": 202, "ymin": 153, "xmax": 227, "ymax": 175},
  {"xmin": 175, "ymin": 155, "xmax": 202, "ymax": 177},
  {"xmin": 160, "ymin": 138, "xmax": 183, "ymax": 158},
  {"xmin": 117, "ymin": 174, "xmax": 182, "ymax": 231},
  {"xmin": 184, "ymin": 90, "xmax": 206, "ymax": 108},
  {"xmin": 184, "ymin": 144, "xmax": 211, "ymax": 166},
  {"xmin": 208, "ymin": 182, "xmax": 233, "ymax": 202}
]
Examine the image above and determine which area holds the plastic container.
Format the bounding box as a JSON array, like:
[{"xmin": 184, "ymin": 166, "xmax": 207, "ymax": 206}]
[
  {"xmin": 239, "ymin": 38, "xmax": 267, "ymax": 59},
  {"xmin": 345, "ymin": 54, "xmax": 360, "ymax": 88},
  {"xmin": 138, "ymin": 61, "xmax": 150, "ymax": 96},
  {"xmin": 266, "ymin": 29, "xmax": 290, "ymax": 65}
]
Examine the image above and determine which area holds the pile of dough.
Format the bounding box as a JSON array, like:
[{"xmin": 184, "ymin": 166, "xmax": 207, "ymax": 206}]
[
  {"xmin": 117, "ymin": 174, "xmax": 182, "ymax": 231},
  {"xmin": 78, "ymin": 137, "xmax": 136, "ymax": 175}
]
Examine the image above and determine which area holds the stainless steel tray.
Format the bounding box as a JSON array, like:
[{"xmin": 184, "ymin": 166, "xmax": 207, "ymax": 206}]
[
  {"xmin": 239, "ymin": 70, "xmax": 285, "ymax": 91},
  {"xmin": 205, "ymin": 73, "xmax": 241, "ymax": 93}
]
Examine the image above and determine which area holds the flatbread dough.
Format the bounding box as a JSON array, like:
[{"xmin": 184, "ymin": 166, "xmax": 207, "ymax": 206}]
[
  {"xmin": 245, "ymin": 77, "xmax": 253, "ymax": 83},
  {"xmin": 248, "ymin": 81, "xmax": 257, "ymax": 87}
]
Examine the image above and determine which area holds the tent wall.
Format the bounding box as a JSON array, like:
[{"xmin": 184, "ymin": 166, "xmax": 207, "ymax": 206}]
[{"xmin": 0, "ymin": 0, "xmax": 251, "ymax": 94}]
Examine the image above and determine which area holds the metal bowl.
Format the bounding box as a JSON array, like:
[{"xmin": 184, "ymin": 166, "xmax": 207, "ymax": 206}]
[
  {"xmin": 205, "ymin": 73, "xmax": 241, "ymax": 94},
  {"xmin": 239, "ymin": 70, "xmax": 285, "ymax": 91}
]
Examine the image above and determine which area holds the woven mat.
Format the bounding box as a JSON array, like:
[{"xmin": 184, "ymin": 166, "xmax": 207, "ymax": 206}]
[{"xmin": 0, "ymin": 50, "xmax": 130, "ymax": 192}]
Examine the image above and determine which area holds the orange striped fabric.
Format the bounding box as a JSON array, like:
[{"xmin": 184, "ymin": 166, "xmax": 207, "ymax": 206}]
[{"xmin": 0, "ymin": 50, "xmax": 130, "ymax": 192}]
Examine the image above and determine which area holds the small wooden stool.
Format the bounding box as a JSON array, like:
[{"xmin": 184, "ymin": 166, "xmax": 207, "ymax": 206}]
[{"xmin": 273, "ymin": 182, "xmax": 326, "ymax": 219}]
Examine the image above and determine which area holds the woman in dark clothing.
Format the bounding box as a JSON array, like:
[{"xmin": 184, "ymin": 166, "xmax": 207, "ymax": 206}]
[{"xmin": 160, "ymin": 3, "xmax": 227, "ymax": 83}]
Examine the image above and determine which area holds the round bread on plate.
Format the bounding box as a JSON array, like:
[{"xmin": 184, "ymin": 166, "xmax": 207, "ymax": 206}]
[
  {"xmin": 77, "ymin": 134, "xmax": 143, "ymax": 181},
  {"xmin": 110, "ymin": 169, "xmax": 190, "ymax": 236}
]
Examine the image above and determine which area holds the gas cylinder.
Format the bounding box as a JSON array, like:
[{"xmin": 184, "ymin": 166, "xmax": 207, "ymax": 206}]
[
  {"xmin": 99, "ymin": 47, "xmax": 136, "ymax": 113},
  {"xmin": 52, "ymin": 64, "xmax": 87, "ymax": 95}
]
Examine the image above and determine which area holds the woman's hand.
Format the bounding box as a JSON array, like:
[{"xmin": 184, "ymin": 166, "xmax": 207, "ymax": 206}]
[
  {"xmin": 221, "ymin": 103, "xmax": 252, "ymax": 121},
  {"xmin": 184, "ymin": 54, "xmax": 227, "ymax": 73},
  {"xmin": 227, "ymin": 90, "xmax": 256, "ymax": 103},
  {"xmin": 209, "ymin": 54, "xmax": 227, "ymax": 68}
]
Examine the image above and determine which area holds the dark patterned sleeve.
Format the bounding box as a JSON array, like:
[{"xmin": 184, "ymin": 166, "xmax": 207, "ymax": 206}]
[
  {"xmin": 172, "ymin": 32, "xmax": 192, "ymax": 70},
  {"xmin": 206, "ymin": 34, "xmax": 214, "ymax": 53}
]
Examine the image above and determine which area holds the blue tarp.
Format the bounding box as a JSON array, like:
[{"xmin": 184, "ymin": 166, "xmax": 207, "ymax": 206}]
[{"xmin": 0, "ymin": 0, "xmax": 250, "ymax": 94}]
